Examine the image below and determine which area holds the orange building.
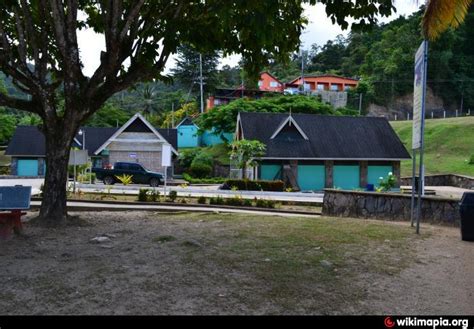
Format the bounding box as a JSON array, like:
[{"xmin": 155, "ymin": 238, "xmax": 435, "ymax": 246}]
[
  {"xmin": 286, "ymin": 74, "xmax": 359, "ymax": 92},
  {"xmin": 258, "ymin": 71, "xmax": 285, "ymax": 92}
]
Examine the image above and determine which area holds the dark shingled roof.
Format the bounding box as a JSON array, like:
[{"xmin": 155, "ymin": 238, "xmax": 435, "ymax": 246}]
[
  {"xmin": 238, "ymin": 112, "xmax": 411, "ymax": 160},
  {"xmin": 6, "ymin": 126, "xmax": 177, "ymax": 157}
]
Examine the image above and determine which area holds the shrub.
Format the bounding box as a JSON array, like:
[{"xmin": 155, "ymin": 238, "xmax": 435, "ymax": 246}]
[
  {"xmin": 378, "ymin": 172, "xmax": 396, "ymax": 192},
  {"xmin": 197, "ymin": 196, "xmax": 207, "ymax": 204},
  {"xmin": 138, "ymin": 188, "xmax": 149, "ymax": 202},
  {"xmin": 183, "ymin": 173, "xmax": 226, "ymax": 184},
  {"xmin": 243, "ymin": 199, "xmax": 253, "ymax": 207},
  {"xmin": 116, "ymin": 174, "xmax": 133, "ymax": 185},
  {"xmin": 255, "ymin": 199, "xmax": 276, "ymax": 208},
  {"xmin": 209, "ymin": 196, "xmax": 224, "ymax": 205},
  {"xmin": 191, "ymin": 152, "xmax": 213, "ymax": 167},
  {"xmin": 224, "ymin": 196, "xmax": 244, "ymax": 206},
  {"xmin": 78, "ymin": 173, "xmax": 96, "ymax": 184},
  {"xmin": 221, "ymin": 179, "xmax": 285, "ymax": 191},
  {"xmin": 189, "ymin": 162, "xmax": 213, "ymax": 178},
  {"xmin": 168, "ymin": 190, "xmax": 178, "ymax": 202},
  {"xmin": 469, "ymin": 154, "xmax": 474, "ymax": 165},
  {"xmin": 178, "ymin": 148, "xmax": 200, "ymax": 169},
  {"xmin": 149, "ymin": 189, "xmax": 160, "ymax": 202}
]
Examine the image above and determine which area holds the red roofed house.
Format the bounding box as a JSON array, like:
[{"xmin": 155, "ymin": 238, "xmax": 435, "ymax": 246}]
[
  {"xmin": 258, "ymin": 71, "xmax": 285, "ymax": 92},
  {"xmin": 286, "ymin": 74, "xmax": 359, "ymax": 92}
]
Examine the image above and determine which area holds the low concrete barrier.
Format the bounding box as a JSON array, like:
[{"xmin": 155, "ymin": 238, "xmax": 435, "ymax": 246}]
[
  {"xmin": 400, "ymin": 174, "xmax": 474, "ymax": 189},
  {"xmin": 322, "ymin": 189, "xmax": 460, "ymax": 226}
]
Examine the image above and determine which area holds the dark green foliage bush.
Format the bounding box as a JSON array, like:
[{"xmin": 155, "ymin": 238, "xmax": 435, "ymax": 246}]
[
  {"xmin": 168, "ymin": 190, "xmax": 178, "ymax": 202},
  {"xmin": 243, "ymin": 199, "xmax": 253, "ymax": 207},
  {"xmin": 209, "ymin": 196, "xmax": 224, "ymax": 205},
  {"xmin": 222, "ymin": 179, "xmax": 285, "ymax": 191},
  {"xmin": 138, "ymin": 188, "xmax": 149, "ymax": 202},
  {"xmin": 197, "ymin": 196, "xmax": 207, "ymax": 204},
  {"xmin": 255, "ymin": 199, "xmax": 276, "ymax": 208},
  {"xmin": 189, "ymin": 163, "xmax": 213, "ymax": 178},
  {"xmin": 178, "ymin": 148, "xmax": 200, "ymax": 169},
  {"xmin": 183, "ymin": 173, "xmax": 226, "ymax": 184},
  {"xmin": 149, "ymin": 189, "xmax": 160, "ymax": 202},
  {"xmin": 224, "ymin": 196, "xmax": 244, "ymax": 206},
  {"xmin": 469, "ymin": 154, "xmax": 474, "ymax": 165}
]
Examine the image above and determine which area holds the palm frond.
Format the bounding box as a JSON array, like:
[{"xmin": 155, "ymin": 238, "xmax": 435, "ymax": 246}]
[{"xmin": 422, "ymin": 0, "xmax": 473, "ymax": 40}]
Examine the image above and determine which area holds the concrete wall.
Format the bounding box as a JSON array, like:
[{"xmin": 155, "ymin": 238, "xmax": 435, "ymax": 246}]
[
  {"xmin": 400, "ymin": 174, "xmax": 474, "ymax": 190},
  {"xmin": 322, "ymin": 189, "xmax": 460, "ymax": 226},
  {"xmin": 108, "ymin": 132, "xmax": 165, "ymax": 173}
]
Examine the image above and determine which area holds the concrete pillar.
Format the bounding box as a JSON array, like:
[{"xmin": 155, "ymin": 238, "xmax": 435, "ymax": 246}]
[
  {"xmin": 11, "ymin": 158, "xmax": 18, "ymax": 175},
  {"xmin": 392, "ymin": 161, "xmax": 401, "ymax": 187},
  {"xmin": 325, "ymin": 160, "xmax": 334, "ymax": 188},
  {"xmin": 38, "ymin": 158, "xmax": 46, "ymax": 176},
  {"xmin": 360, "ymin": 161, "xmax": 368, "ymax": 188}
]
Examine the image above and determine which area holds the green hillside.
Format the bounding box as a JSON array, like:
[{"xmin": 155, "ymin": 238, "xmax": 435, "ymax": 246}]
[{"xmin": 390, "ymin": 117, "xmax": 474, "ymax": 177}]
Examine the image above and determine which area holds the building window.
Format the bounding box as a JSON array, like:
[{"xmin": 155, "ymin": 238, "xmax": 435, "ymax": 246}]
[
  {"xmin": 258, "ymin": 80, "xmax": 263, "ymax": 86},
  {"xmin": 303, "ymin": 83, "xmax": 311, "ymax": 91},
  {"xmin": 270, "ymin": 81, "xmax": 280, "ymax": 87},
  {"xmin": 317, "ymin": 84, "xmax": 325, "ymax": 91},
  {"xmin": 344, "ymin": 85, "xmax": 351, "ymax": 91},
  {"xmin": 330, "ymin": 84, "xmax": 339, "ymax": 91}
]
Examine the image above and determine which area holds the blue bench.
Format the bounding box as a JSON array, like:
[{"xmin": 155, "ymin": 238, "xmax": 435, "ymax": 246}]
[{"xmin": 0, "ymin": 186, "xmax": 32, "ymax": 239}]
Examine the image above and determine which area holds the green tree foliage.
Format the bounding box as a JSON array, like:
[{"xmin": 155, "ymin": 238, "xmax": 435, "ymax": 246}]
[
  {"xmin": 309, "ymin": 35, "xmax": 348, "ymax": 73},
  {"xmin": 197, "ymin": 95, "xmax": 336, "ymax": 135},
  {"xmin": 0, "ymin": 113, "xmax": 16, "ymax": 145},
  {"xmin": 162, "ymin": 102, "xmax": 199, "ymax": 128},
  {"xmin": 171, "ymin": 45, "xmax": 220, "ymax": 94},
  {"xmin": 230, "ymin": 140, "xmax": 266, "ymax": 179},
  {"xmin": 86, "ymin": 103, "xmax": 130, "ymax": 128}
]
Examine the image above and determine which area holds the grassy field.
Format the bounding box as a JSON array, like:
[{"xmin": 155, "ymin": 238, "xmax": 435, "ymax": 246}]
[
  {"xmin": 391, "ymin": 117, "xmax": 474, "ymax": 177},
  {"xmin": 0, "ymin": 211, "xmax": 424, "ymax": 314}
]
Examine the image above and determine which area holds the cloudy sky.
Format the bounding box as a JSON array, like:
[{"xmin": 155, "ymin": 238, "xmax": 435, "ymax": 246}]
[{"xmin": 77, "ymin": 1, "xmax": 422, "ymax": 76}]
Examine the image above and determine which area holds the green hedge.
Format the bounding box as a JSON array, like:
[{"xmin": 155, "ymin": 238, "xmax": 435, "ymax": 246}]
[
  {"xmin": 222, "ymin": 179, "xmax": 285, "ymax": 191},
  {"xmin": 183, "ymin": 173, "xmax": 226, "ymax": 184}
]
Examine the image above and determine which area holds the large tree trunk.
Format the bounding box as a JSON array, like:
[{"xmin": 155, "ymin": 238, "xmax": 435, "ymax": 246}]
[{"xmin": 38, "ymin": 125, "xmax": 76, "ymax": 225}]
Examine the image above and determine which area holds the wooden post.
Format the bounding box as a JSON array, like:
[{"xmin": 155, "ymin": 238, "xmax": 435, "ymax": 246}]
[
  {"xmin": 325, "ymin": 160, "xmax": 334, "ymax": 188},
  {"xmin": 360, "ymin": 161, "xmax": 368, "ymax": 188},
  {"xmin": 392, "ymin": 161, "xmax": 401, "ymax": 188}
]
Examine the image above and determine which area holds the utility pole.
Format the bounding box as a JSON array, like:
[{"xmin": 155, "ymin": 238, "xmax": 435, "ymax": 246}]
[
  {"xmin": 171, "ymin": 103, "xmax": 175, "ymax": 128},
  {"xmin": 199, "ymin": 53, "xmax": 204, "ymax": 113},
  {"xmin": 358, "ymin": 93, "xmax": 363, "ymax": 115},
  {"xmin": 301, "ymin": 48, "xmax": 305, "ymax": 93}
]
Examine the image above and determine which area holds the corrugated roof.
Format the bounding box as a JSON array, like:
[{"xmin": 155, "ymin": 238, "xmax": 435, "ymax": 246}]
[{"xmin": 239, "ymin": 112, "xmax": 411, "ymax": 160}]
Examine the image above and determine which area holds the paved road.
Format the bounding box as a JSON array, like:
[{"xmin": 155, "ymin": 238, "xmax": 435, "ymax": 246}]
[
  {"xmin": 29, "ymin": 200, "xmax": 320, "ymax": 218},
  {"xmin": 75, "ymin": 182, "xmax": 325, "ymax": 203}
]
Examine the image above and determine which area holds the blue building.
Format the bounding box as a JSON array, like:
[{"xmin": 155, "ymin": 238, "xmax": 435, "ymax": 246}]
[{"xmin": 176, "ymin": 117, "xmax": 234, "ymax": 149}]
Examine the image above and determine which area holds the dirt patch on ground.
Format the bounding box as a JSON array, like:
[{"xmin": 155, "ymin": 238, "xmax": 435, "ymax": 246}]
[{"xmin": 0, "ymin": 211, "xmax": 472, "ymax": 315}]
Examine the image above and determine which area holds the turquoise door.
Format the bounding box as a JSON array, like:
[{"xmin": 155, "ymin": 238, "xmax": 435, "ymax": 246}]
[
  {"xmin": 297, "ymin": 165, "xmax": 325, "ymax": 191},
  {"xmin": 368, "ymin": 165, "xmax": 393, "ymax": 187},
  {"xmin": 17, "ymin": 159, "xmax": 39, "ymax": 176},
  {"xmin": 333, "ymin": 165, "xmax": 360, "ymax": 190},
  {"xmin": 260, "ymin": 164, "xmax": 281, "ymax": 181}
]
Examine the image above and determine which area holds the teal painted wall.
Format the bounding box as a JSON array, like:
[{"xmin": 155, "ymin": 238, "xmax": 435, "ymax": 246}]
[
  {"xmin": 17, "ymin": 159, "xmax": 39, "ymax": 176},
  {"xmin": 202, "ymin": 129, "xmax": 234, "ymax": 146},
  {"xmin": 177, "ymin": 125, "xmax": 200, "ymax": 148},
  {"xmin": 367, "ymin": 165, "xmax": 393, "ymax": 187},
  {"xmin": 297, "ymin": 165, "xmax": 325, "ymax": 191},
  {"xmin": 260, "ymin": 164, "xmax": 281, "ymax": 181},
  {"xmin": 333, "ymin": 165, "xmax": 360, "ymax": 190}
]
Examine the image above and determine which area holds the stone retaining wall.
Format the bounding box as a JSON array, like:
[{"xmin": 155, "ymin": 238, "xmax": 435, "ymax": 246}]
[
  {"xmin": 400, "ymin": 174, "xmax": 474, "ymax": 189},
  {"xmin": 322, "ymin": 189, "xmax": 460, "ymax": 226}
]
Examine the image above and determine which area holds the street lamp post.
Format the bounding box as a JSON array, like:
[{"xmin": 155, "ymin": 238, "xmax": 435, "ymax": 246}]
[{"xmin": 78, "ymin": 129, "xmax": 91, "ymax": 184}]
